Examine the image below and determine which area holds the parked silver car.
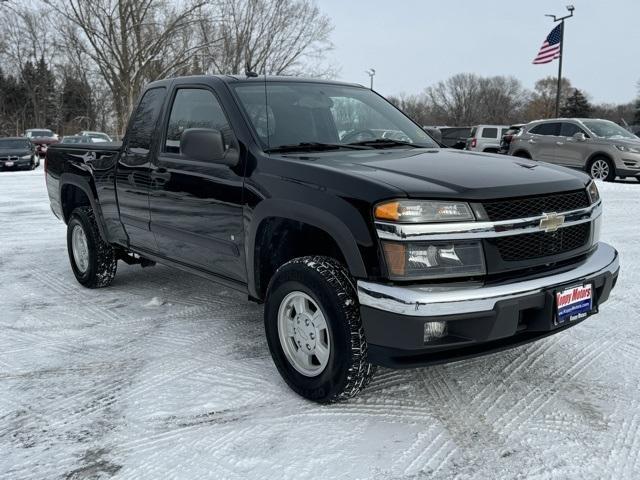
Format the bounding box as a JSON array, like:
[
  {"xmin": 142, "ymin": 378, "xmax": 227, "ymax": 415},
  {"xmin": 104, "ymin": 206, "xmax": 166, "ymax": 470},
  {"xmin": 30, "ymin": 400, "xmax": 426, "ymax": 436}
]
[
  {"xmin": 465, "ymin": 125, "xmax": 509, "ymax": 153},
  {"xmin": 509, "ymin": 118, "xmax": 640, "ymax": 182}
]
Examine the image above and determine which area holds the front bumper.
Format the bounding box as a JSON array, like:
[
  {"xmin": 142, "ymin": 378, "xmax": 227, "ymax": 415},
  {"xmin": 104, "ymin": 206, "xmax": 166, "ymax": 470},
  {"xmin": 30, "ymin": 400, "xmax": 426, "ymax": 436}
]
[
  {"xmin": 0, "ymin": 158, "xmax": 32, "ymax": 168},
  {"xmin": 358, "ymin": 242, "xmax": 619, "ymax": 368}
]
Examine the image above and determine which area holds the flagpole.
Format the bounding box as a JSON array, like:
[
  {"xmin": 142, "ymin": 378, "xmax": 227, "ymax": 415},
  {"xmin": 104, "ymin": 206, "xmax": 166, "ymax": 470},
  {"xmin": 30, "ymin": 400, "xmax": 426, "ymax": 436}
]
[
  {"xmin": 545, "ymin": 5, "xmax": 574, "ymax": 118},
  {"xmin": 555, "ymin": 21, "xmax": 564, "ymax": 117}
]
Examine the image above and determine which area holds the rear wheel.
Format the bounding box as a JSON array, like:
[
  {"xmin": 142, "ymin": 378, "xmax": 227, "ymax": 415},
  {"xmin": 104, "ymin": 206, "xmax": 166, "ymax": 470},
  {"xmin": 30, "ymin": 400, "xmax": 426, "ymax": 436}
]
[
  {"xmin": 589, "ymin": 157, "xmax": 615, "ymax": 182},
  {"xmin": 67, "ymin": 206, "xmax": 117, "ymax": 288},
  {"xmin": 264, "ymin": 256, "xmax": 376, "ymax": 403}
]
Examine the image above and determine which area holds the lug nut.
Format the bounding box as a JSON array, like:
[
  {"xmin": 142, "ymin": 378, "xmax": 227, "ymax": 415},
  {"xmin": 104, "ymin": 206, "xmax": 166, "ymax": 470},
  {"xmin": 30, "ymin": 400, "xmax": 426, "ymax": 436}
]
[
  {"xmin": 305, "ymin": 319, "xmax": 310, "ymax": 326},
  {"xmin": 306, "ymin": 344, "xmax": 311, "ymax": 350},
  {"xmin": 309, "ymin": 332, "xmax": 315, "ymax": 340}
]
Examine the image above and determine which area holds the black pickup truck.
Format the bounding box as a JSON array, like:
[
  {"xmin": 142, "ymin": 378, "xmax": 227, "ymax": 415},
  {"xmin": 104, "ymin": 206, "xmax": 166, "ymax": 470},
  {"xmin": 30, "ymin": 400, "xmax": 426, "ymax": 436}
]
[{"xmin": 45, "ymin": 75, "xmax": 619, "ymax": 402}]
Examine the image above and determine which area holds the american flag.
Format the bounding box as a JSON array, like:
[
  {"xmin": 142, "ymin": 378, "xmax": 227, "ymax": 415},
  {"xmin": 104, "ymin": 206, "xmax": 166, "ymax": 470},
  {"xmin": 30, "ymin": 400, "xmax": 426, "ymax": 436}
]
[{"xmin": 533, "ymin": 23, "xmax": 563, "ymax": 64}]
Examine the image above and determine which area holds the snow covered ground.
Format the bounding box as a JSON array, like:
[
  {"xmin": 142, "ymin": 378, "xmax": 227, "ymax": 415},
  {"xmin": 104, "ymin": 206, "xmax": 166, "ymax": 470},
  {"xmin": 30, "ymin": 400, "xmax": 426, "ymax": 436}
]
[{"xmin": 1, "ymin": 168, "xmax": 639, "ymax": 480}]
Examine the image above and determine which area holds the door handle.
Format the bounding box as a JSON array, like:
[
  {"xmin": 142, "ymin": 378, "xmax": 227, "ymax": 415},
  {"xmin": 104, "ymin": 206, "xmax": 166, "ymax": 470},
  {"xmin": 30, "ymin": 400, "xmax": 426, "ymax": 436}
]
[
  {"xmin": 528, "ymin": 139, "xmax": 536, "ymax": 144},
  {"xmin": 556, "ymin": 141, "xmax": 564, "ymax": 146}
]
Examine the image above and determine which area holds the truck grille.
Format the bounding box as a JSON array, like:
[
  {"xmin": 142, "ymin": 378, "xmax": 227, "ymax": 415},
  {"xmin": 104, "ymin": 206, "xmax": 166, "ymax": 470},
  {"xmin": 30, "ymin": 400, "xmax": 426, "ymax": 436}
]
[
  {"xmin": 483, "ymin": 190, "xmax": 590, "ymax": 221},
  {"xmin": 495, "ymin": 223, "xmax": 590, "ymax": 261}
]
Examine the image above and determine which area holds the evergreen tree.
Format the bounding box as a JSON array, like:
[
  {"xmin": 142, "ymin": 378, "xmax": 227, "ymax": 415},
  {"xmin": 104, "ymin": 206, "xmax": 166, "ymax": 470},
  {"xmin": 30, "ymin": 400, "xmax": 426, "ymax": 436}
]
[
  {"xmin": 560, "ymin": 89, "xmax": 593, "ymax": 118},
  {"xmin": 60, "ymin": 73, "xmax": 95, "ymax": 134},
  {"xmin": 633, "ymin": 98, "xmax": 640, "ymax": 125}
]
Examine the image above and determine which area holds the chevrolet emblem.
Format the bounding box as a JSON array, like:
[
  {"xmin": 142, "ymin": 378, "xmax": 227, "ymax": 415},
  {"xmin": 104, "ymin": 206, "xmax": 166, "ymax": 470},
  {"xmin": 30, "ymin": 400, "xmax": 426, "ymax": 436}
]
[{"xmin": 539, "ymin": 212, "xmax": 565, "ymax": 232}]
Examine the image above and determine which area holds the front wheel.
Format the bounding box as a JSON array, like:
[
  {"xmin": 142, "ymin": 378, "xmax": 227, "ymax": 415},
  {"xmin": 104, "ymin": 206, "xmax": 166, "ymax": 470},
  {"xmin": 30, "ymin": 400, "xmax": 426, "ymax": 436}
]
[
  {"xmin": 589, "ymin": 157, "xmax": 616, "ymax": 182},
  {"xmin": 67, "ymin": 206, "xmax": 117, "ymax": 288},
  {"xmin": 264, "ymin": 256, "xmax": 376, "ymax": 403}
]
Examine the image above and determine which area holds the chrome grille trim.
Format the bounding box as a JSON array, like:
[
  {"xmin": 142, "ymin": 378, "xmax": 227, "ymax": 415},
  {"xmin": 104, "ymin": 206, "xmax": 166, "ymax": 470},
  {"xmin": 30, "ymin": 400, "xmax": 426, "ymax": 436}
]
[{"xmin": 376, "ymin": 201, "xmax": 601, "ymax": 241}]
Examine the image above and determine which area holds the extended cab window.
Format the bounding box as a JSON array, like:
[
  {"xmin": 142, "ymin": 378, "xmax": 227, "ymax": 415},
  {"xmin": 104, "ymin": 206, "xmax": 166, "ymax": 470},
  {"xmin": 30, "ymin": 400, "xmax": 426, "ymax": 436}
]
[
  {"xmin": 530, "ymin": 123, "xmax": 560, "ymax": 136},
  {"xmin": 165, "ymin": 88, "xmax": 232, "ymax": 154},
  {"xmin": 128, "ymin": 87, "xmax": 165, "ymax": 150},
  {"xmin": 481, "ymin": 128, "xmax": 498, "ymax": 138}
]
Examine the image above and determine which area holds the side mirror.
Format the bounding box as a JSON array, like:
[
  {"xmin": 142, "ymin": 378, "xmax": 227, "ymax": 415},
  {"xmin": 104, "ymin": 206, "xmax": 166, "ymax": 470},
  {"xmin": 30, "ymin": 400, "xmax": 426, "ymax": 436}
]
[
  {"xmin": 180, "ymin": 128, "xmax": 238, "ymax": 166},
  {"xmin": 573, "ymin": 132, "xmax": 586, "ymax": 141}
]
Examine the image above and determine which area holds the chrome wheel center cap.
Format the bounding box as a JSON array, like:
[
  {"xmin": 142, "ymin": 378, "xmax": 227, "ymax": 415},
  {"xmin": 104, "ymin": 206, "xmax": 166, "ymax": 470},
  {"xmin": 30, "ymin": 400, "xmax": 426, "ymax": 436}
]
[{"xmin": 293, "ymin": 314, "xmax": 317, "ymax": 351}]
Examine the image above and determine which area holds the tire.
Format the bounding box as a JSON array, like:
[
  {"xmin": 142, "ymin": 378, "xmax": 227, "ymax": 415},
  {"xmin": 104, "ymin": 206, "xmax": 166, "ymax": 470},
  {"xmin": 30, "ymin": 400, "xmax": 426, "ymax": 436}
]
[
  {"xmin": 264, "ymin": 256, "xmax": 376, "ymax": 403},
  {"xmin": 67, "ymin": 206, "xmax": 117, "ymax": 288},
  {"xmin": 588, "ymin": 157, "xmax": 616, "ymax": 182}
]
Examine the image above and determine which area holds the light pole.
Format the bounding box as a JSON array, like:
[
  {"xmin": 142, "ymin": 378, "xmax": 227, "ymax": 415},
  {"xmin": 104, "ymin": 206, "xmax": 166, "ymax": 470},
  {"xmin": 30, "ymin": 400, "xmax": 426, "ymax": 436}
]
[
  {"xmin": 366, "ymin": 68, "xmax": 376, "ymax": 90},
  {"xmin": 545, "ymin": 5, "xmax": 575, "ymax": 117}
]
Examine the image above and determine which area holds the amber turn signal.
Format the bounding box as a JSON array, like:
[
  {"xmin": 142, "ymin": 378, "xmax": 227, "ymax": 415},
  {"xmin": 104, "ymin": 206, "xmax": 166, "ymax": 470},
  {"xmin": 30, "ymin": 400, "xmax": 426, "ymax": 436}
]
[
  {"xmin": 374, "ymin": 201, "xmax": 400, "ymax": 221},
  {"xmin": 382, "ymin": 242, "xmax": 406, "ymax": 276}
]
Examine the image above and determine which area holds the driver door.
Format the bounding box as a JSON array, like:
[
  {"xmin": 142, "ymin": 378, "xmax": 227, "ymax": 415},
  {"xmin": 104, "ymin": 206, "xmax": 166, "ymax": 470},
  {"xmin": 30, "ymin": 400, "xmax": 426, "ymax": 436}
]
[{"xmin": 149, "ymin": 85, "xmax": 245, "ymax": 283}]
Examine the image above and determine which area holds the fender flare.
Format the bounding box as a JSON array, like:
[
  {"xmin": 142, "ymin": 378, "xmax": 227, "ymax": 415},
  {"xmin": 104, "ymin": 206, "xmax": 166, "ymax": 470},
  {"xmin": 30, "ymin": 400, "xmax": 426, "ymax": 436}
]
[
  {"xmin": 59, "ymin": 173, "xmax": 109, "ymax": 242},
  {"xmin": 246, "ymin": 199, "xmax": 369, "ymax": 299}
]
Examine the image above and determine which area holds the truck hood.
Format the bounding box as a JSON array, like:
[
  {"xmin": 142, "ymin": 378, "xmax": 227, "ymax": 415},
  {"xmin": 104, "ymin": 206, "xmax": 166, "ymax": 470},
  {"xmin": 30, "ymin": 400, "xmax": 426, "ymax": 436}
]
[{"xmin": 297, "ymin": 148, "xmax": 590, "ymax": 200}]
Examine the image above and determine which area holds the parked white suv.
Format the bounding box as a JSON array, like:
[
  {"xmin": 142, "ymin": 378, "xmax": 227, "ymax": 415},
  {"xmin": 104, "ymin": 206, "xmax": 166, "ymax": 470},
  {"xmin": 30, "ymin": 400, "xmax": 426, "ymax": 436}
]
[{"xmin": 465, "ymin": 125, "xmax": 509, "ymax": 153}]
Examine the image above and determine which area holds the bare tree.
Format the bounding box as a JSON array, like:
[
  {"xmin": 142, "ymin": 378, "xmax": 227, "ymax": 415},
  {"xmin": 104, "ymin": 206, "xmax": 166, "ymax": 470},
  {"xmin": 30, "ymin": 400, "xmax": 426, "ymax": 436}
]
[
  {"xmin": 44, "ymin": 0, "xmax": 206, "ymax": 133},
  {"xmin": 0, "ymin": 3, "xmax": 56, "ymax": 129},
  {"xmin": 386, "ymin": 93, "xmax": 434, "ymax": 126},
  {"xmin": 524, "ymin": 76, "xmax": 572, "ymax": 120},
  {"xmin": 477, "ymin": 76, "xmax": 528, "ymax": 125},
  {"xmin": 425, "ymin": 74, "xmax": 485, "ymax": 125},
  {"xmin": 198, "ymin": 0, "xmax": 333, "ymax": 76}
]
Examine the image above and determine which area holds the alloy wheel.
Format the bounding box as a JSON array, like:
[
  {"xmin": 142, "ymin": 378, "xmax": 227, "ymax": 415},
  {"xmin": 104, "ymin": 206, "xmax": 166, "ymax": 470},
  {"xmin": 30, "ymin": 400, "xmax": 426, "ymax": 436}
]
[
  {"xmin": 277, "ymin": 291, "xmax": 331, "ymax": 377},
  {"xmin": 71, "ymin": 224, "xmax": 90, "ymax": 273},
  {"xmin": 590, "ymin": 159, "xmax": 610, "ymax": 180}
]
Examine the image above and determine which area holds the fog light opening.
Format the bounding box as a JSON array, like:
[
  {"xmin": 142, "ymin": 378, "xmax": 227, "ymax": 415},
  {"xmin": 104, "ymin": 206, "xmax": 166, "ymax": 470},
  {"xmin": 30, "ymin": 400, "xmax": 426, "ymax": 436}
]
[{"xmin": 423, "ymin": 321, "xmax": 447, "ymax": 343}]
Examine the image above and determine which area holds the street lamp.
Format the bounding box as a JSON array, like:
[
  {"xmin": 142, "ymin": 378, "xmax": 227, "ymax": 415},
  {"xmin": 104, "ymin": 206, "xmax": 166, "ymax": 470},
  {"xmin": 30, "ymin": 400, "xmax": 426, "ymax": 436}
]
[{"xmin": 365, "ymin": 68, "xmax": 376, "ymax": 90}]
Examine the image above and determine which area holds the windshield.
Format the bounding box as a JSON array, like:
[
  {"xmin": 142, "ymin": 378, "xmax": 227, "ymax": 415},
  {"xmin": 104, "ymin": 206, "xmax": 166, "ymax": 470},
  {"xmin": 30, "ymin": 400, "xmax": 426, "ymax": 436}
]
[
  {"xmin": 0, "ymin": 139, "xmax": 30, "ymax": 149},
  {"xmin": 233, "ymin": 82, "xmax": 438, "ymax": 151},
  {"xmin": 582, "ymin": 120, "xmax": 638, "ymax": 140},
  {"xmin": 27, "ymin": 130, "xmax": 53, "ymax": 138}
]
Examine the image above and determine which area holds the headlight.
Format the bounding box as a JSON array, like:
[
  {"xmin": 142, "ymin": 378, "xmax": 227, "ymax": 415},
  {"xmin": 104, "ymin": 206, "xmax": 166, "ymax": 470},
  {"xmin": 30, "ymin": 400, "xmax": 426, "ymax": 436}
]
[
  {"xmin": 375, "ymin": 200, "xmax": 475, "ymax": 223},
  {"xmin": 615, "ymin": 144, "xmax": 640, "ymax": 154},
  {"xmin": 586, "ymin": 181, "xmax": 600, "ymax": 204},
  {"xmin": 20, "ymin": 154, "xmax": 31, "ymax": 160},
  {"xmin": 382, "ymin": 240, "xmax": 486, "ymax": 279}
]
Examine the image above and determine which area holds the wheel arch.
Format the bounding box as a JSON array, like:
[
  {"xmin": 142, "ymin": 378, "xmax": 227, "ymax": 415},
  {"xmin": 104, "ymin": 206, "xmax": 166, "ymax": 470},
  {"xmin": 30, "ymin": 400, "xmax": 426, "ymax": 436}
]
[
  {"xmin": 585, "ymin": 151, "xmax": 615, "ymax": 171},
  {"xmin": 59, "ymin": 173, "xmax": 109, "ymax": 242},
  {"xmin": 247, "ymin": 199, "xmax": 369, "ymax": 300}
]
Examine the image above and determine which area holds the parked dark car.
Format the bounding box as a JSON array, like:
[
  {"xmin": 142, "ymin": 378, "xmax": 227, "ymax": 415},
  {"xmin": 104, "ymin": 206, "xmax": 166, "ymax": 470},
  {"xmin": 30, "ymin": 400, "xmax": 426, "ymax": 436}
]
[
  {"xmin": 439, "ymin": 126, "xmax": 472, "ymax": 149},
  {"xmin": 499, "ymin": 124, "xmax": 524, "ymax": 154},
  {"xmin": 45, "ymin": 75, "xmax": 619, "ymax": 402},
  {"xmin": 0, "ymin": 137, "xmax": 39, "ymax": 170}
]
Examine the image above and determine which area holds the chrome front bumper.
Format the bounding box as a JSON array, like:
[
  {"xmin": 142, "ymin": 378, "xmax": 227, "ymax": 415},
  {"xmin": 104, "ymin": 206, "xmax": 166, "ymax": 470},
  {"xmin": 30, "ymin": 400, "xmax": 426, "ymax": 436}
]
[{"xmin": 358, "ymin": 242, "xmax": 619, "ymax": 317}]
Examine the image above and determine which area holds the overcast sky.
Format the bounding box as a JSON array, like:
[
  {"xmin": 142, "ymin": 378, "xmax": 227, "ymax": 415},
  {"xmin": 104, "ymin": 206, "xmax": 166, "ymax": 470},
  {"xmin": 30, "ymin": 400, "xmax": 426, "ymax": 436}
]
[{"xmin": 319, "ymin": 0, "xmax": 640, "ymax": 104}]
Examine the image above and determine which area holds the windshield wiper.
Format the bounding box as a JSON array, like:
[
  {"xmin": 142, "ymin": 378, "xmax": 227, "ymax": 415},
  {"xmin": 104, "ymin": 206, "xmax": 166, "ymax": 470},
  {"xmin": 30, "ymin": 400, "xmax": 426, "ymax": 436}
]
[
  {"xmin": 346, "ymin": 138, "xmax": 428, "ymax": 148},
  {"xmin": 265, "ymin": 142, "xmax": 371, "ymax": 153}
]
